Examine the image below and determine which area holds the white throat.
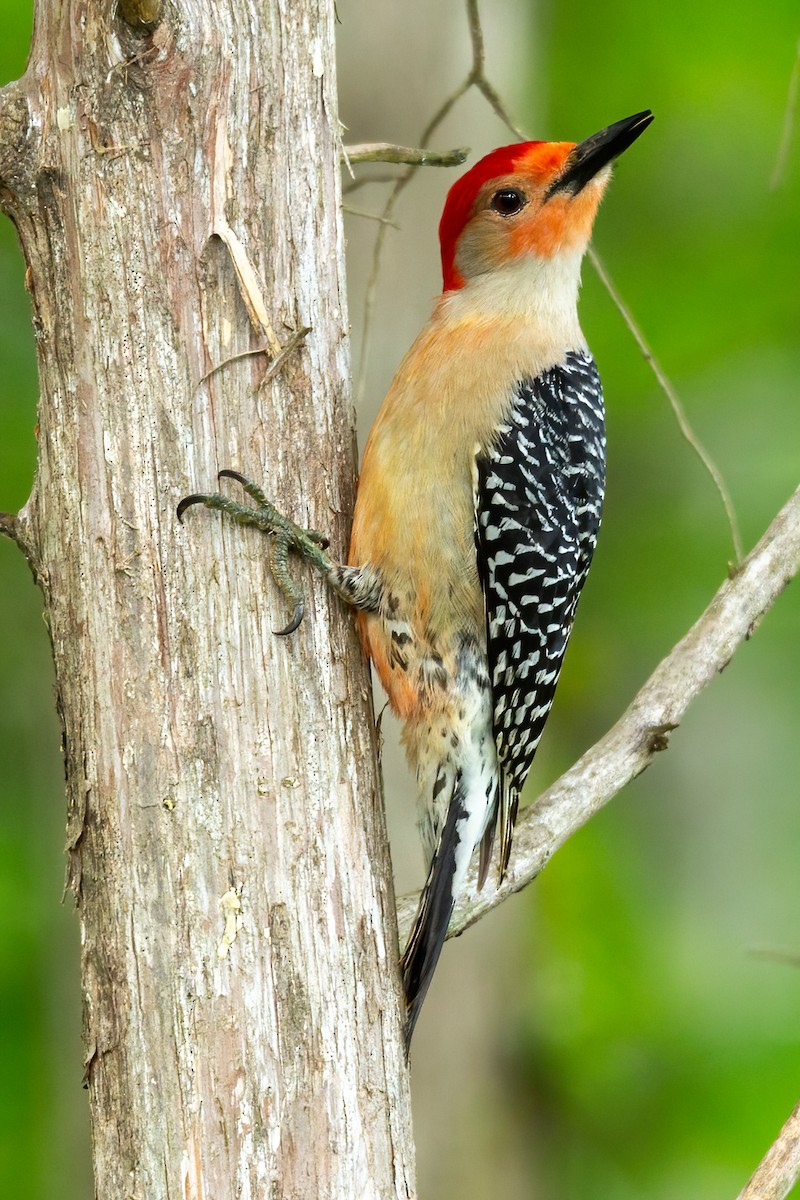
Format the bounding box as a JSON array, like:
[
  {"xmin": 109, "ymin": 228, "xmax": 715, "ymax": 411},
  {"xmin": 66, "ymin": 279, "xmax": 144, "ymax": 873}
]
[{"xmin": 440, "ymin": 250, "xmax": 585, "ymax": 342}]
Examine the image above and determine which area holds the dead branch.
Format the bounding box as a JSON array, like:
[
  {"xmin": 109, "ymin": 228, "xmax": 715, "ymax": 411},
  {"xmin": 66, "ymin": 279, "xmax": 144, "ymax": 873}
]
[
  {"xmin": 736, "ymin": 1096, "xmax": 800, "ymax": 1200},
  {"xmin": 343, "ymin": 143, "xmax": 468, "ymax": 166}
]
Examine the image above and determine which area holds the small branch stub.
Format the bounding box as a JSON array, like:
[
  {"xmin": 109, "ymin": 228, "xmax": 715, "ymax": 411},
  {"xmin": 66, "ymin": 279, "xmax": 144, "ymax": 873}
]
[
  {"xmin": 0, "ymin": 512, "xmax": 19, "ymax": 542},
  {"xmin": 0, "ymin": 512, "xmax": 31, "ymax": 564},
  {"xmin": 344, "ymin": 143, "xmax": 469, "ymax": 167},
  {"xmin": 0, "ymin": 84, "xmax": 37, "ymax": 204}
]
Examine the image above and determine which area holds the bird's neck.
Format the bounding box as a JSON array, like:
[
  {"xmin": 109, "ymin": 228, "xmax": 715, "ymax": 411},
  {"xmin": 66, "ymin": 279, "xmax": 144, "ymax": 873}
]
[{"xmin": 435, "ymin": 250, "xmax": 586, "ymax": 348}]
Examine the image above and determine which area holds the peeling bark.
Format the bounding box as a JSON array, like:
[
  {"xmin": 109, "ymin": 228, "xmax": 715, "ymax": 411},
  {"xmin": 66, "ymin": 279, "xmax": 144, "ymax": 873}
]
[{"xmin": 0, "ymin": 1, "xmax": 415, "ymax": 1196}]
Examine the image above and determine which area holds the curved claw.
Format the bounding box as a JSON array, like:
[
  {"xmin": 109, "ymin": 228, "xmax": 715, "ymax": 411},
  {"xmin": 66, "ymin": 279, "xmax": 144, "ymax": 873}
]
[
  {"xmin": 218, "ymin": 469, "xmax": 249, "ymax": 486},
  {"xmin": 177, "ymin": 494, "xmax": 209, "ymax": 522},
  {"xmin": 273, "ymin": 601, "xmax": 305, "ymax": 637}
]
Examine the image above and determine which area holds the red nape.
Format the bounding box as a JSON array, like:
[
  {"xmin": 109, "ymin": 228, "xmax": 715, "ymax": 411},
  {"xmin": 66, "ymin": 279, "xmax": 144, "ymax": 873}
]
[{"xmin": 438, "ymin": 142, "xmax": 541, "ymax": 292}]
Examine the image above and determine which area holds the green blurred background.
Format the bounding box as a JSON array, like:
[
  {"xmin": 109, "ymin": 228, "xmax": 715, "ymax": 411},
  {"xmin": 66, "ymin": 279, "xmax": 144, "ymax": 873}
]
[{"xmin": 1, "ymin": 1, "xmax": 798, "ymax": 1197}]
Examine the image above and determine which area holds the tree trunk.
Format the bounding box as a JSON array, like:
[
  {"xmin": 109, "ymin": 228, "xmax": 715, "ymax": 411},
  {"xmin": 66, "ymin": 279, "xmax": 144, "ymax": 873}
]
[{"xmin": 0, "ymin": 2, "xmax": 416, "ymax": 1196}]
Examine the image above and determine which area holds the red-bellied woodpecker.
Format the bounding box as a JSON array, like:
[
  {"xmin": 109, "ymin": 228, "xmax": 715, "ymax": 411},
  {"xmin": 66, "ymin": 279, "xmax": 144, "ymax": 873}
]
[{"xmin": 179, "ymin": 110, "xmax": 653, "ymax": 1044}]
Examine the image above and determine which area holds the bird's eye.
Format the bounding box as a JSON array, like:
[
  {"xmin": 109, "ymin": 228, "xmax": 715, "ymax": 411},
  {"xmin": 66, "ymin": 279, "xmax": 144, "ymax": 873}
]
[{"xmin": 490, "ymin": 188, "xmax": 527, "ymax": 216}]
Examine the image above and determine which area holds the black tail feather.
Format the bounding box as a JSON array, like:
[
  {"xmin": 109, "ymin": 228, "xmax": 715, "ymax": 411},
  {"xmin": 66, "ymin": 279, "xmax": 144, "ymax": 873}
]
[
  {"xmin": 401, "ymin": 773, "xmax": 466, "ymax": 1046},
  {"xmin": 477, "ymin": 774, "xmax": 501, "ymax": 890},
  {"xmin": 477, "ymin": 815, "xmax": 496, "ymax": 891},
  {"xmin": 498, "ymin": 775, "xmax": 519, "ymax": 883}
]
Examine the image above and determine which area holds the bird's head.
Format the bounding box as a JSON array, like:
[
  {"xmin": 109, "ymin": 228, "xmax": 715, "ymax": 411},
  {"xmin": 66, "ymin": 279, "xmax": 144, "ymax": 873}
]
[{"xmin": 439, "ymin": 111, "xmax": 653, "ymax": 294}]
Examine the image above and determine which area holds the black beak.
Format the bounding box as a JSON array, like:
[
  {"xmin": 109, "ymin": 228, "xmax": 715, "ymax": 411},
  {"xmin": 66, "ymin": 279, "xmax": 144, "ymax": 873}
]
[{"xmin": 549, "ymin": 110, "xmax": 653, "ymax": 197}]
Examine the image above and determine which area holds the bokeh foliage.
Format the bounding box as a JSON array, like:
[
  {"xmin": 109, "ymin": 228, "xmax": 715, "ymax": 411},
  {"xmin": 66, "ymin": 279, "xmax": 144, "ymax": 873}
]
[
  {"xmin": 511, "ymin": 3, "xmax": 800, "ymax": 1196},
  {"xmin": 0, "ymin": 2, "xmax": 798, "ymax": 1198},
  {"xmin": 0, "ymin": 5, "xmax": 92, "ymax": 1198}
]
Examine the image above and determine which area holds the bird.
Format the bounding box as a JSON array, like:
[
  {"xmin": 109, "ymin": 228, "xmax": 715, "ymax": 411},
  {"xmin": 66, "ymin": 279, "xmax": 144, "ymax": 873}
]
[{"xmin": 178, "ymin": 110, "xmax": 653, "ymax": 1045}]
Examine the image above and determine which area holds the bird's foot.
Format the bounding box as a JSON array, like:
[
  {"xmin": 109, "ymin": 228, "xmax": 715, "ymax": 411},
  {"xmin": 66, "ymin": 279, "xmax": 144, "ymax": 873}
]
[{"xmin": 177, "ymin": 469, "xmax": 332, "ymax": 635}]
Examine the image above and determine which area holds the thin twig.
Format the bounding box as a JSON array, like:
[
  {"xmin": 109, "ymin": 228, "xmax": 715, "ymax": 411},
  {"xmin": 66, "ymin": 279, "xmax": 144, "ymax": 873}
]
[
  {"xmin": 198, "ymin": 345, "xmax": 269, "ymax": 386},
  {"xmin": 736, "ymin": 1096, "xmax": 800, "ymax": 1200},
  {"xmin": 198, "ymin": 327, "xmax": 311, "ymax": 387},
  {"xmin": 474, "ymin": 76, "xmax": 526, "ymax": 139},
  {"xmin": 262, "ymin": 325, "xmax": 312, "ymax": 382},
  {"xmin": 465, "ymin": 0, "xmax": 526, "ymax": 138},
  {"xmin": 589, "ymin": 247, "xmax": 743, "ymax": 564},
  {"xmin": 343, "ymin": 143, "xmax": 468, "ymax": 166},
  {"xmin": 770, "ymin": 40, "xmax": 800, "ymax": 191},
  {"xmin": 342, "ymin": 204, "xmax": 401, "ymax": 229},
  {"xmin": 342, "ymin": 173, "xmax": 405, "ymax": 196},
  {"xmin": 396, "ymin": 484, "xmax": 800, "ymax": 944},
  {"xmin": 749, "ymin": 949, "xmax": 800, "ymax": 969},
  {"xmin": 465, "ymin": 0, "xmax": 487, "ymax": 76}
]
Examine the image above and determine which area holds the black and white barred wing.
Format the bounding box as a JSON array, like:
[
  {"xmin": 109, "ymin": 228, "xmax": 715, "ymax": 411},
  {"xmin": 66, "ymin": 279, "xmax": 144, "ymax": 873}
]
[{"xmin": 474, "ymin": 350, "xmax": 606, "ymax": 875}]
